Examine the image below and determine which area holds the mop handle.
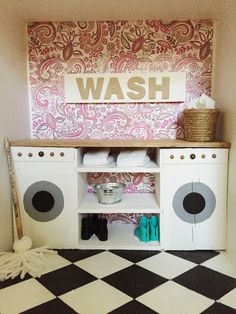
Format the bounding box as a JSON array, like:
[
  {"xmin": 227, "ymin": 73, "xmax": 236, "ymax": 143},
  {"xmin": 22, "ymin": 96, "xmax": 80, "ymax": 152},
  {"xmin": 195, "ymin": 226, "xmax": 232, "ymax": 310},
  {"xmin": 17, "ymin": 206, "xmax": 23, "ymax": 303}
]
[{"xmin": 4, "ymin": 138, "xmax": 23, "ymax": 239}]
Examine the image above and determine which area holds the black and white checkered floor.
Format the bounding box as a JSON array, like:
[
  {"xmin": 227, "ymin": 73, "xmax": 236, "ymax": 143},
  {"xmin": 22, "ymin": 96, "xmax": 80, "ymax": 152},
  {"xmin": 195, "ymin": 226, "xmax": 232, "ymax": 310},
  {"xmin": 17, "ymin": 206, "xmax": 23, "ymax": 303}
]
[{"xmin": 1, "ymin": 250, "xmax": 236, "ymax": 313}]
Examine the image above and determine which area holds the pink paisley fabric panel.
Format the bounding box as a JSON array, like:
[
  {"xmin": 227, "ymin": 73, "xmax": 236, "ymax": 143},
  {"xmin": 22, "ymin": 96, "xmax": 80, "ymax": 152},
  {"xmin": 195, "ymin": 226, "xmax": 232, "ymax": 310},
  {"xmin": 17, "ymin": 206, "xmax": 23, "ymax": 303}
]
[
  {"xmin": 28, "ymin": 20, "xmax": 214, "ymax": 223},
  {"xmin": 28, "ymin": 20, "xmax": 214, "ymax": 140}
]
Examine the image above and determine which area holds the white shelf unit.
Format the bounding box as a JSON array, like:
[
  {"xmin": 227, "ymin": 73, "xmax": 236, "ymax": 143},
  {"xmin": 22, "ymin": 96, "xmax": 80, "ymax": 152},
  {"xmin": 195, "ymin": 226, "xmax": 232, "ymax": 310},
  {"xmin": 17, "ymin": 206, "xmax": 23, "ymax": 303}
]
[{"xmin": 76, "ymin": 147, "xmax": 162, "ymax": 250}]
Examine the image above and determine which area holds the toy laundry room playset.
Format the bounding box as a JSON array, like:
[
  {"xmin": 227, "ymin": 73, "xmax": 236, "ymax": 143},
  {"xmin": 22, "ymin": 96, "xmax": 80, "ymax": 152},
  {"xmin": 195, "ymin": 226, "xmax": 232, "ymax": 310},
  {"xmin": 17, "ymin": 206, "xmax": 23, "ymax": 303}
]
[{"xmin": 6, "ymin": 20, "xmax": 231, "ymax": 252}]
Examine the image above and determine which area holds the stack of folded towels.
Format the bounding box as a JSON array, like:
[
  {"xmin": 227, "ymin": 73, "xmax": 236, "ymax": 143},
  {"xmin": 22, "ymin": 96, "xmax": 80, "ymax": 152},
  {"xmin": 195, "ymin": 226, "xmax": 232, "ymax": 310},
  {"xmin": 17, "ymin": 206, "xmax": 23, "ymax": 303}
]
[
  {"xmin": 83, "ymin": 149, "xmax": 114, "ymax": 166},
  {"xmin": 117, "ymin": 149, "xmax": 150, "ymax": 167}
]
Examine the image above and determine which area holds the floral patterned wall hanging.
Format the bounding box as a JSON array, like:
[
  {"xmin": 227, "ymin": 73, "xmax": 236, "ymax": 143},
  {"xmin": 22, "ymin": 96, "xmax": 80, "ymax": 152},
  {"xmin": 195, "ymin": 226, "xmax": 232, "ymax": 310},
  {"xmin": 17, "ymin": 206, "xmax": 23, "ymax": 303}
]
[
  {"xmin": 28, "ymin": 19, "xmax": 214, "ymax": 223},
  {"xmin": 28, "ymin": 19, "xmax": 214, "ymax": 140}
]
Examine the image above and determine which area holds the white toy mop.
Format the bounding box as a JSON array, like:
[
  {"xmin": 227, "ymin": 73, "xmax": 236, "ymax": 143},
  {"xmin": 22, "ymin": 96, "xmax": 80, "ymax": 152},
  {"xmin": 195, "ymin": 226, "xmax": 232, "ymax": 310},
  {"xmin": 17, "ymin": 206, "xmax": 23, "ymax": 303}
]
[{"xmin": 0, "ymin": 138, "xmax": 56, "ymax": 281}]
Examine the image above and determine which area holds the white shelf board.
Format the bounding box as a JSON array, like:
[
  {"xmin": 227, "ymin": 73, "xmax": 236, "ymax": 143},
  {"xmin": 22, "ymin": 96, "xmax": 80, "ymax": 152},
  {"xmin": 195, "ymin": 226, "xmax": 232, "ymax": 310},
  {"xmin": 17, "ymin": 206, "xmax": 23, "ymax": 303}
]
[
  {"xmin": 77, "ymin": 192, "xmax": 160, "ymax": 214},
  {"xmin": 75, "ymin": 161, "xmax": 160, "ymax": 173},
  {"xmin": 78, "ymin": 223, "xmax": 161, "ymax": 250}
]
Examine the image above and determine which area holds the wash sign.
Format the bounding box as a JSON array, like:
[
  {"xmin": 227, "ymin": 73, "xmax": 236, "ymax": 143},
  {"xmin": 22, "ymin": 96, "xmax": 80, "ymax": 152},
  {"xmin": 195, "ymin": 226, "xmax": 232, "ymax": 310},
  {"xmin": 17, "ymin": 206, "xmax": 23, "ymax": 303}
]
[{"xmin": 65, "ymin": 72, "xmax": 186, "ymax": 103}]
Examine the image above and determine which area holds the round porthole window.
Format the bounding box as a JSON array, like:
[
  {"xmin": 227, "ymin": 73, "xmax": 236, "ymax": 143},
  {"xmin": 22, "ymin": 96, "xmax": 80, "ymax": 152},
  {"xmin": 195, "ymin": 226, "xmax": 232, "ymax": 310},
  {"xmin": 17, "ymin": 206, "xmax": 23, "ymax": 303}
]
[
  {"xmin": 172, "ymin": 182, "xmax": 216, "ymax": 224},
  {"xmin": 23, "ymin": 181, "xmax": 64, "ymax": 222}
]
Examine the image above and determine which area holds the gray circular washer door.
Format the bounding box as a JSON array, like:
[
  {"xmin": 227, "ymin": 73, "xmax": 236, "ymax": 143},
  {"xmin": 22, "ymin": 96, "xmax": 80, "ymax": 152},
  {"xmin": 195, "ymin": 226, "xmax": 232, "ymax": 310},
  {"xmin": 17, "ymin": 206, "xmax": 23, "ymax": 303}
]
[
  {"xmin": 23, "ymin": 181, "xmax": 64, "ymax": 222},
  {"xmin": 172, "ymin": 182, "xmax": 216, "ymax": 224}
]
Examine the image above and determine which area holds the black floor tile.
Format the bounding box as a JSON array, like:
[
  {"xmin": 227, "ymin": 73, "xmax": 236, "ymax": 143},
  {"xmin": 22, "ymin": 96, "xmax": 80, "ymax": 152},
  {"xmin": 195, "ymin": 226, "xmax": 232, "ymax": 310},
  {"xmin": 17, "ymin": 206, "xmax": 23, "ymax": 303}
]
[
  {"xmin": 108, "ymin": 300, "xmax": 158, "ymax": 313},
  {"xmin": 20, "ymin": 298, "xmax": 77, "ymax": 314},
  {"xmin": 200, "ymin": 302, "xmax": 236, "ymax": 313},
  {"xmin": 167, "ymin": 250, "xmax": 220, "ymax": 264},
  {"xmin": 37, "ymin": 264, "xmax": 96, "ymax": 296},
  {"xmin": 57, "ymin": 249, "xmax": 104, "ymax": 262},
  {"xmin": 0, "ymin": 273, "xmax": 32, "ymax": 290},
  {"xmin": 110, "ymin": 250, "xmax": 161, "ymax": 263},
  {"xmin": 103, "ymin": 264, "xmax": 167, "ymax": 298},
  {"xmin": 174, "ymin": 265, "xmax": 236, "ymax": 300}
]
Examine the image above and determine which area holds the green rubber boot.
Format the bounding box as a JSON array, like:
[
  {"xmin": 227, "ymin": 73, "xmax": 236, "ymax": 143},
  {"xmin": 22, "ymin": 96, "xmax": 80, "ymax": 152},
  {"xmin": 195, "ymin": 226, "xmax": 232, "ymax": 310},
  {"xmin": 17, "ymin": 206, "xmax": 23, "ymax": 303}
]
[
  {"xmin": 135, "ymin": 215, "xmax": 150, "ymax": 242},
  {"xmin": 150, "ymin": 215, "xmax": 159, "ymax": 241}
]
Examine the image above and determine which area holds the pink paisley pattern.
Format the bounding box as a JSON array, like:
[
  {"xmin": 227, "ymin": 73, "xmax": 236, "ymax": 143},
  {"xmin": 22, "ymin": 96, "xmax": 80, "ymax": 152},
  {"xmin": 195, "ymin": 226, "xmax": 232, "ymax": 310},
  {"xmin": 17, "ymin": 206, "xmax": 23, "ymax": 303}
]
[
  {"xmin": 28, "ymin": 19, "xmax": 214, "ymax": 223},
  {"xmin": 28, "ymin": 19, "xmax": 214, "ymax": 140}
]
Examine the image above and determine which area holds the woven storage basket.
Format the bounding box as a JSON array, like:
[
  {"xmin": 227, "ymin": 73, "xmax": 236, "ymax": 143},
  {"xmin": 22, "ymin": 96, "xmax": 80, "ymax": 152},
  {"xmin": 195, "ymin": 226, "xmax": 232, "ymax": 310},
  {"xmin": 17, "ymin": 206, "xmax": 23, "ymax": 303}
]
[{"xmin": 183, "ymin": 109, "xmax": 220, "ymax": 142}]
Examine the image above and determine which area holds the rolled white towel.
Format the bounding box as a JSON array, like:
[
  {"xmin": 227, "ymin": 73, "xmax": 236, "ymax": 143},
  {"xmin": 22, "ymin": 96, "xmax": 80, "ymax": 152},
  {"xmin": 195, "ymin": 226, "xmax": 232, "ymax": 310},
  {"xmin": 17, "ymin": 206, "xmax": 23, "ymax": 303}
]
[
  {"xmin": 83, "ymin": 149, "xmax": 114, "ymax": 166},
  {"xmin": 186, "ymin": 94, "xmax": 215, "ymax": 109}
]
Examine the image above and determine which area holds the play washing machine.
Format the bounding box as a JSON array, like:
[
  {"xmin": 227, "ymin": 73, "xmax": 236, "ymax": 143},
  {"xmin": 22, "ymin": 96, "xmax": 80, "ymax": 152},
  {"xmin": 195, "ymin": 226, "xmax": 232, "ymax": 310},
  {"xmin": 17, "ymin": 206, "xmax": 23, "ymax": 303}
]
[
  {"xmin": 161, "ymin": 148, "xmax": 228, "ymax": 250},
  {"xmin": 12, "ymin": 147, "xmax": 78, "ymax": 249}
]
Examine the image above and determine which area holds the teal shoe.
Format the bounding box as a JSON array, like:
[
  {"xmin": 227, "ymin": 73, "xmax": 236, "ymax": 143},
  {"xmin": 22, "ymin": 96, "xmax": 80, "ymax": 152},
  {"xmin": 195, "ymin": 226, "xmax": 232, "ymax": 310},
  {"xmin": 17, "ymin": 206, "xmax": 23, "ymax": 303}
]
[
  {"xmin": 150, "ymin": 215, "xmax": 159, "ymax": 241},
  {"xmin": 135, "ymin": 215, "xmax": 149, "ymax": 242}
]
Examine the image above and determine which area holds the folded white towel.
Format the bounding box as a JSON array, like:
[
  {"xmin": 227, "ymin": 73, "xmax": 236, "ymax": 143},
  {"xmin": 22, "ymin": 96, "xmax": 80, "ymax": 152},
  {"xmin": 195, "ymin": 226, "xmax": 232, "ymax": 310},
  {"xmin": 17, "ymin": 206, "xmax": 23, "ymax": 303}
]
[
  {"xmin": 117, "ymin": 154, "xmax": 150, "ymax": 167},
  {"xmin": 83, "ymin": 149, "xmax": 114, "ymax": 166},
  {"xmin": 117, "ymin": 149, "xmax": 148, "ymax": 160},
  {"xmin": 117, "ymin": 149, "xmax": 150, "ymax": 167}
]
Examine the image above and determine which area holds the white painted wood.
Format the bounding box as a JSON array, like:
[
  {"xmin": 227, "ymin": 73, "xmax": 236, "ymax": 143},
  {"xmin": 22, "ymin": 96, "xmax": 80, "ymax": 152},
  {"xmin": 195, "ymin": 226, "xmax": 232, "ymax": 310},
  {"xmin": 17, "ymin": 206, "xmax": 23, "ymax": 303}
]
[
  {"xmin": 77, "ymin": 192, "xmax": 160, "ymax": 214},
  {"xmin": 78, "ymin": 223, "xmax": 161, "ymax": 250},
  {"xmin": 161, "ymin": 148, "xmax": 228, "ymax": 250},
  {"xmin": 11, "ymin": 145, "xmax": 229, "ymax": 251},
  {"xmin": 12, "ymin": 147, "xmax": 78, "ymax": 249},
  {"xmin": 75, "ymin": 160, "xmax": 160, "ymax": 173},
  {"xmin": 195, "ymin": 163, "xmax": 228, "ymax": 249}
]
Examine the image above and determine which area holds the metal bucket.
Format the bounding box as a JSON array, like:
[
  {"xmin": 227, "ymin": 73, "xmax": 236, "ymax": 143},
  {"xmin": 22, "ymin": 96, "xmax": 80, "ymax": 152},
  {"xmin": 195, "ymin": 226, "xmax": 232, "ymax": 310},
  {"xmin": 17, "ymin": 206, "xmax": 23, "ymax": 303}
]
[{"xmin": 94, "ymin": 182, "xmax": 126, "ymax": 204}]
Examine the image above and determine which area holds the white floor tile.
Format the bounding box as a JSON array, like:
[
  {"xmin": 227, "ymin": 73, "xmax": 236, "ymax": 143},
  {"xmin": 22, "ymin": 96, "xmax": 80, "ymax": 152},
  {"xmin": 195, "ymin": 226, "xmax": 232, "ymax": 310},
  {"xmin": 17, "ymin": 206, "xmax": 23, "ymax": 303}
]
[
  {"xmin": 137, "ymin": 281, "xmax": 214, "ymax": 314},
  {"xmin": 218, "ymin": 287, "xmax": 236, "ymax": 309},
  {"xmin": 40, "ymin": 253, "xmax": 72, "ymax": 275},
  {"xmin": 202, "ymin": 252, "xmax": 236, "ymax": 279},
  {"xmin": 0, "ymin": 278, "xmax": 55, "ymax": 314},
  {"xmin": 74, "ymin": 251, "xmax": 132, "ymax": 278},
  {"xmin": 136, "ymin": 252, "xmax": 196, "ymax": 279},
  {"xmin": 60, "ymin": 279, "xmax": 132, "ymax": 314}
]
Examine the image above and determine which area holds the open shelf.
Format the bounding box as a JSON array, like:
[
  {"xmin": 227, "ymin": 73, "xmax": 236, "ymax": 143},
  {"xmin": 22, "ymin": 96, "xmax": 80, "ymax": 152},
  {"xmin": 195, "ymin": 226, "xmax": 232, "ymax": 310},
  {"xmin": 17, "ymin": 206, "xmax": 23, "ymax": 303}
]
[
  {"xmin": 78, "ymin": 223, "xmax": 161, "ymax": 250},
  {"xmin": 75, "ymin": 160, "xmax": 160, "ymax": 173},
  {"xmin": 77, "ymin": 192, "xmax": 160, "ymax": 214}
]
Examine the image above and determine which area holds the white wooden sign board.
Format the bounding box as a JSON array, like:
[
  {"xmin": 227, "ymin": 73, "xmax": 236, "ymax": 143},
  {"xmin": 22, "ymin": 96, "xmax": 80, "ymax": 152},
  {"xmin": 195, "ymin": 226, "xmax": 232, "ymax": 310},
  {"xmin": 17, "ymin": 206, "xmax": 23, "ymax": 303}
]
[{"xmin": 65, "ymin": 72, "xmax": 186, "ymax": 103}]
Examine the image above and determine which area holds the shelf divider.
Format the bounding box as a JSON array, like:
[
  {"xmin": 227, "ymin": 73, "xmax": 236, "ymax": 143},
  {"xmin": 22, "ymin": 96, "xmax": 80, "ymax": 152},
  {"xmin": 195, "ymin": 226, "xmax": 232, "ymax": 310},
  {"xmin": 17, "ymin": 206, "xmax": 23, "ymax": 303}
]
[
  {"xmin": 77, "ymin": 192, "xmax": 160, "ymax": 214},
  {"xmin": 75, "ymin": 161, "xmax": 160, "ymax": 173}
]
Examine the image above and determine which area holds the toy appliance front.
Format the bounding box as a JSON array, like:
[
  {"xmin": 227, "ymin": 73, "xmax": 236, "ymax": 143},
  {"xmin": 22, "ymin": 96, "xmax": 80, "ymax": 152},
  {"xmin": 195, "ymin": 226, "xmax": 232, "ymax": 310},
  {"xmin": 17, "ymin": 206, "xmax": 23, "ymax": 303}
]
[
  {"xmin": 161, "ymin": 148, "xmax": 228, "ymax": 250},
  {"xmin": 12, "ymin": 147, "xmax": 78, "ymax": 249}
]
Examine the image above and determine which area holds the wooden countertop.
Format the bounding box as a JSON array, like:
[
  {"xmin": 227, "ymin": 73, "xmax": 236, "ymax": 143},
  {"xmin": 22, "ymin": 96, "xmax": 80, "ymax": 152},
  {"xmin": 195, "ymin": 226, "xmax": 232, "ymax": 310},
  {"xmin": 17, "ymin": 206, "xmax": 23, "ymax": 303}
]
[{"xmin": 10, "ymin": 139, "xmax": 231, "ymax": 148}]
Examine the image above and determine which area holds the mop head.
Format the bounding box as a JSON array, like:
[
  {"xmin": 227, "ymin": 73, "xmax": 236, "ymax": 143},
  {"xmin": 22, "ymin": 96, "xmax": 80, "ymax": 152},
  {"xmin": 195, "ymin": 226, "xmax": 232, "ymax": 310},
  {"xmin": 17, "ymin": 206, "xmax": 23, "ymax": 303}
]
[{"xmin": 0, "ymin": 236, "xmax": 57, "ymax": 281}]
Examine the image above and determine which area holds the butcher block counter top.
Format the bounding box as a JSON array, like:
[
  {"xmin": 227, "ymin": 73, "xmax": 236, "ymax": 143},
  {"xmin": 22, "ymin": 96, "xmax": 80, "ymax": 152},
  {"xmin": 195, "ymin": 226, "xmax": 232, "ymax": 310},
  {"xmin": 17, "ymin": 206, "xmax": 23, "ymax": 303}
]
[{"xmin": 10, "ymin": 139, "xmax": 231, "ymax": 148}]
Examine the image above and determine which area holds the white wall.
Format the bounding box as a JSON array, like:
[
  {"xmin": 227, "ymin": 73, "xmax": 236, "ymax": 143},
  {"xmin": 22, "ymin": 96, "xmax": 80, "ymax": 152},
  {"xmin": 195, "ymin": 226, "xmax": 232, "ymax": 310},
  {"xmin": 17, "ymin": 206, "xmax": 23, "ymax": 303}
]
[
  {"xmin": 214, "ymin": 0, "xmax": 236, "ymax": 265},
  {"xmin": 0, "ymin": 6, "xmax": 31, "ymax": 250},
  {"xmin": 2, "ymin": 0, "xmax": 219, "ymax": 21}
]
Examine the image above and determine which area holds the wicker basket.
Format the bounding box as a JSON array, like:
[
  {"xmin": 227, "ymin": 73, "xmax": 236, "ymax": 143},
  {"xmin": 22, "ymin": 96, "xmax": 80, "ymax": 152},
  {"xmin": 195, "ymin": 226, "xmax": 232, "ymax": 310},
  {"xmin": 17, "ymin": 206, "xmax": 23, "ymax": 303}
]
[{"xmin": 183, "ymin": 109, "xmax": 220, "ymax": 142}]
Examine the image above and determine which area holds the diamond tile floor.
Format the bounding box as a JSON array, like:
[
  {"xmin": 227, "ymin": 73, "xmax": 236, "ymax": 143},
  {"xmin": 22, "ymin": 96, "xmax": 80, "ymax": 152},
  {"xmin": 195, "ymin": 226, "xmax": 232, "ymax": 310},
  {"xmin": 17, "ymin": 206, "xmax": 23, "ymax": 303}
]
[{"xmin": 1, "ymin": 250, "xmax": 236, "ymax": 313}]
